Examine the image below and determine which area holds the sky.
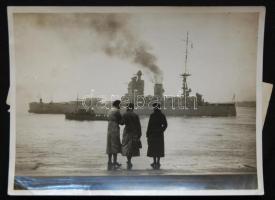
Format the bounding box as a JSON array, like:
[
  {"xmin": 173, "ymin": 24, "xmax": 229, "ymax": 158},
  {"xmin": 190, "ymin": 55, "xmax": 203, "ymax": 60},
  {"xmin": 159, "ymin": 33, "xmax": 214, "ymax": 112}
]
[{"xmin": 11, "ymin": 9, "xmax": 260, "ymax": 112}]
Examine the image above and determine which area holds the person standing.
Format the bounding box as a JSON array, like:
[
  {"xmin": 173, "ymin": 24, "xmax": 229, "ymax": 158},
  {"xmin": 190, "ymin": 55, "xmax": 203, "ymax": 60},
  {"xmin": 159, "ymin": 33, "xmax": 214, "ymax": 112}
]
[
  {"xmin": 106, "ymin": 100, "xmax": 123, "ymax": 170},
  {"xmin": 121, "ymin": 103, "xmax": 142, "ymax": 170},
  {"xmin": 146, "ymin": 103, "xmax": 168, "ymax": 169}
]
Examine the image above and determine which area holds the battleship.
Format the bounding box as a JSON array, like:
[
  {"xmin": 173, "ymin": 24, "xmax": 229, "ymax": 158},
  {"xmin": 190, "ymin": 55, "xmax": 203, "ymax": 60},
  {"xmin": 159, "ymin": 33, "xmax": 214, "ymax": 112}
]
[
  {"xmin": 28, "ymin": 33, "xmax": 236, "ymax": 117},
  {"xmin": 118, "ymin": 70, "xmax": 236, "ymax": 117},
  {"xmin": 28, "ymin": 67, "xmax": 236, "ymax": 117},
  {"xmin": 28, "ymin": 70, "xmax": 236, "ymax": 118}
]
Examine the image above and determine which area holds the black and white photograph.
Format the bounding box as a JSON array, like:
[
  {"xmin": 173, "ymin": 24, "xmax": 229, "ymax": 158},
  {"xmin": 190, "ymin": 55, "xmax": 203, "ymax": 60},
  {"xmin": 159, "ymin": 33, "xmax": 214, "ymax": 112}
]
[{"xmin": 7, "ymin": 6, "xmax": 265, "ymax": 195}]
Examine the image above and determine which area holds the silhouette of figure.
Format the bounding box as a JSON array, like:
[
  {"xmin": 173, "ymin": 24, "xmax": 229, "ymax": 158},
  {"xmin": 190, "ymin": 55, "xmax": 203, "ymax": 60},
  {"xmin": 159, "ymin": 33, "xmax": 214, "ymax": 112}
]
[
  {"xmin": 146, "ymin": 103, "xmax": 168, "ymax": 169},
  {"xmin": 121, "ymin": 103, "xmax": 142, "ymax": 170}
]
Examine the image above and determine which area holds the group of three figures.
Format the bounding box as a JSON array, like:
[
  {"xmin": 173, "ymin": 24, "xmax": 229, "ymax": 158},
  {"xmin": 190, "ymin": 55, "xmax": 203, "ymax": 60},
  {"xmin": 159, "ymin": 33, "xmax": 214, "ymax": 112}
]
[{"xmin": 106, "ymin": 100, "xmax": 168, "ymax": 170}]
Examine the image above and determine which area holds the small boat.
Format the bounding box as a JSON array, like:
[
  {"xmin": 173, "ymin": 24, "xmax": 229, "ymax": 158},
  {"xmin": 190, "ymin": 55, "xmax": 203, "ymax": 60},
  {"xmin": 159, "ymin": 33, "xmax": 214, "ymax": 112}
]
[{"xmin": 65, "ymin": 108, "xmax": 108, "ymax": 121}]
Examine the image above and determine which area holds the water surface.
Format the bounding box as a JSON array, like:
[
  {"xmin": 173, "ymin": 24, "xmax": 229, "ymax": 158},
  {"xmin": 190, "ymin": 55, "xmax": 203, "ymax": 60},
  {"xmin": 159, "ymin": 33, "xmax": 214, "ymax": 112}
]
[{"xmin": 16, "ymin": 107, "xmax": 256, "ymax": 176}]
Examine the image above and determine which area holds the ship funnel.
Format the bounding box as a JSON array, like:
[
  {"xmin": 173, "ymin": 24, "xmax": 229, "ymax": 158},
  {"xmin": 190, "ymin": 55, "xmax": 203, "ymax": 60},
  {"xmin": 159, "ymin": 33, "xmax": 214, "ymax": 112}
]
[{"xmin": 154, "ymin": 83, "xmax": 164, "ymax": 97}]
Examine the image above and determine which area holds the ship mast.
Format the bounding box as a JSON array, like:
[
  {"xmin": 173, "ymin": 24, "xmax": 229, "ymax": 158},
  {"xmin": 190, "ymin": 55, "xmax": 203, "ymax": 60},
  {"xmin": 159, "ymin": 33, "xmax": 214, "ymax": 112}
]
[
  {"xmin": 75, "ymin": 93, "xmax": 79, "ymax": 112},
  {"xmin": 181, "ymin": 32, "xmax": 191, "ymax": 109},
  {"xmin": 184, "ymin": 31, "xmax": 189, "ymax": 75}
]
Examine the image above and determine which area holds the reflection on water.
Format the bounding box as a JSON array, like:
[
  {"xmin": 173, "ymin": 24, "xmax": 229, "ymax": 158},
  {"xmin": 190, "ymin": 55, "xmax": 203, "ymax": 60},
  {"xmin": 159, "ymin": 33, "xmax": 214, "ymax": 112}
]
[{"xmin": 15, "ymin": 107, "xmax": 256, "ymax": 176}]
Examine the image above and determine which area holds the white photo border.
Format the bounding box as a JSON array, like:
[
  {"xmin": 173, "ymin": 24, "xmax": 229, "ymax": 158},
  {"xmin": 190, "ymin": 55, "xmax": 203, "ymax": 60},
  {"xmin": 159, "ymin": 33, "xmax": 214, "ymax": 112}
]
[{"xmin": 7, "ymin": 6, "xmax": 265, "ymax": 196}]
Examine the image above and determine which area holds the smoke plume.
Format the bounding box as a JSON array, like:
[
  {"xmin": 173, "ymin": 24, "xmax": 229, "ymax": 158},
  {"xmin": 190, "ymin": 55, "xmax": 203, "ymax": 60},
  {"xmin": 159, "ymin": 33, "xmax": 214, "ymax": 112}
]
[{"xmin": 27, "ymin": 13, "xmax": 163, "ymax": 83}]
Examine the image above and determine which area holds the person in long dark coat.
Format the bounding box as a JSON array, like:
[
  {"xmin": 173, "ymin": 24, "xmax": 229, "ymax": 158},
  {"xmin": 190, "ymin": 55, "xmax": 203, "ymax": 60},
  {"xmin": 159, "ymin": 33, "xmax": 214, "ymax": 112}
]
[
  {"xmin": 146, "ymin": 103, "xmax": 168, "ymax": 169},
  {"xmin": 121, "ymin": 103, "xmax": 142, "ymax": 170},
  {"xmin": 106, "ymin": 100, "xmax": 123, "ymax": 170}
]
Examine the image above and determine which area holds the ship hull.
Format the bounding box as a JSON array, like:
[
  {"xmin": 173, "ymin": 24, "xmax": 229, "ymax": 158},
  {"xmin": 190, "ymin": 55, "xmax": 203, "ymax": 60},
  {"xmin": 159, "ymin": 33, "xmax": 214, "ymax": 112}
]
[
  {"xmin": 28, "ymin": 102, "xmax": 74, "ymax": 114},
  {"xmin": 135, "ymin": 103, "xmax": 236, "ymax": 117},
  {"xmin": 29, "ymin": 102, "xmax": 236, "ymax": 117}
]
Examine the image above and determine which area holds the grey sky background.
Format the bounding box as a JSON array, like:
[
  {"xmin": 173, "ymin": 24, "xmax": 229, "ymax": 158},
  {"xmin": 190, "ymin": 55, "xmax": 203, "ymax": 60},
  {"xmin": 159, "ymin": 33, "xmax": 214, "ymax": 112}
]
[{"xmin": 12, "ymin": 11, "xmax": 259, "ymax": 112}]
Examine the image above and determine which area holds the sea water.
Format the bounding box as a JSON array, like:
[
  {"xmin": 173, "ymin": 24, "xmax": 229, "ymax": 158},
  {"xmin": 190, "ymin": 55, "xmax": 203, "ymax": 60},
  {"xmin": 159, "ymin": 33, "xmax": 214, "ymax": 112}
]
[{"xmin": 15, "ymin": 106, "xmax": 256, "ymax": 176}]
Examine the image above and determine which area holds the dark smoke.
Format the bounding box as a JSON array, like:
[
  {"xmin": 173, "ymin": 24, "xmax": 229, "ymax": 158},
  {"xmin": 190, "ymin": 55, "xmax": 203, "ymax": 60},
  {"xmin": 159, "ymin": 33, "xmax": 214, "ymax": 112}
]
[
  {"xmin": 21, "ymin": 13, "xmax": 163, "ymax": 83},
  {"xmin": 88, "ymin": 14, "xmax": 163, "ymax": 83}
]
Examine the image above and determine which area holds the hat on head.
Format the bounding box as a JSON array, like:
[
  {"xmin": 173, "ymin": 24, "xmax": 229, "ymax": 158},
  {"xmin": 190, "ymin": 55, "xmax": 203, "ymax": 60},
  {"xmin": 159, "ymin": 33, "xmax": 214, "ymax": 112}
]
[
  {"xmin": 112, "ymin": 100, "xmax": 121, "ymax": 108},
  {"xmin": 127, "ymin": 103, "xmax": 134, "ymax": 110},
  {"xmin": 152, "ymin": 102, "xmax": 161, "ymax": 109}
]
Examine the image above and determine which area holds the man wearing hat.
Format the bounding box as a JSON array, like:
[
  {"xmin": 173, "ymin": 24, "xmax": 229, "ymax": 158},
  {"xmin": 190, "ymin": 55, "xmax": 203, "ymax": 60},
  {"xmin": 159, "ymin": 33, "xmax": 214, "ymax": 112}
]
[
  {"xmin": 146, "ymin": 103, "xmax": 168, "ymax": 169},
  {"xmin": 121, "ymin": 103, "xmax": 142, "ymax": 170}
]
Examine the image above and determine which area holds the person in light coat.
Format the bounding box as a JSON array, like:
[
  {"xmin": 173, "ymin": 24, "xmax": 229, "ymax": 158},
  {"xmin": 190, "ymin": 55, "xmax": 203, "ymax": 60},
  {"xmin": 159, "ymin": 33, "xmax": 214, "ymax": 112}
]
[{"xmin": 106, "ymin": 100, "xmax": 123, "ymax": 170}]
